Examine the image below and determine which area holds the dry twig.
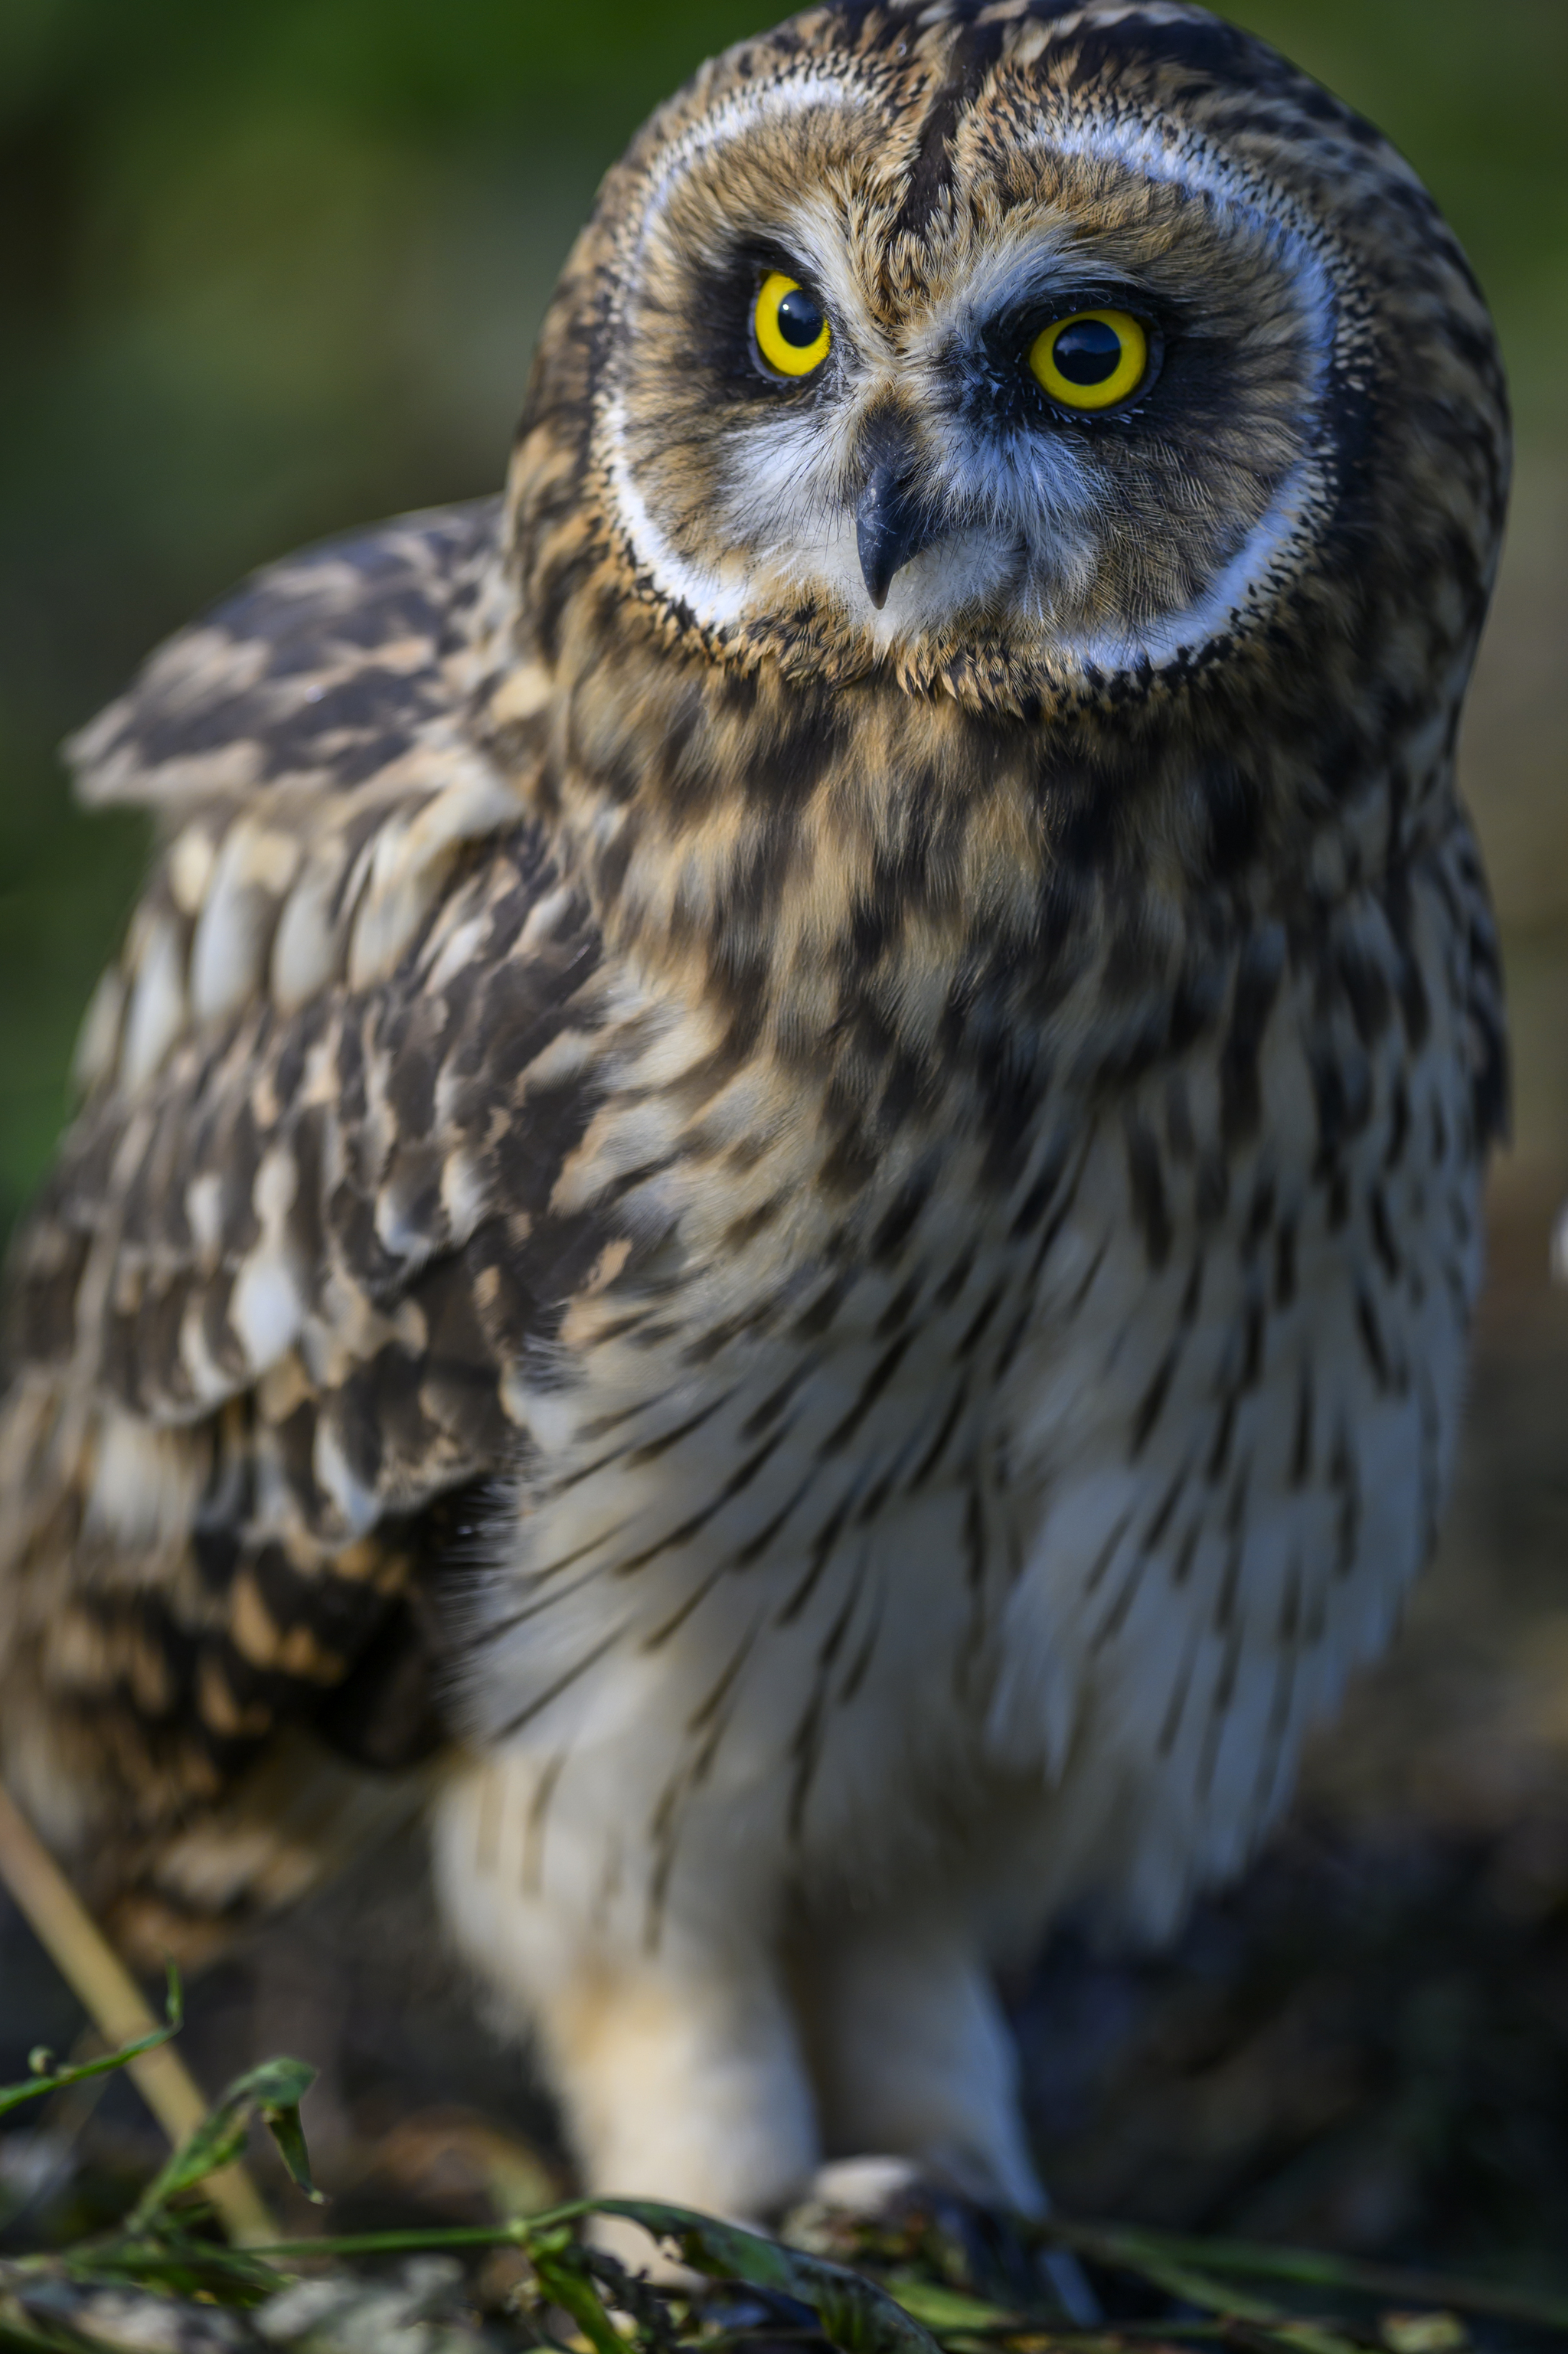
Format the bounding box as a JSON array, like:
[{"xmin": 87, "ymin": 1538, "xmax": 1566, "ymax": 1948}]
[{"xmin": 0, "ymin": 1784, "xmax": 276, "ymax": 2245}]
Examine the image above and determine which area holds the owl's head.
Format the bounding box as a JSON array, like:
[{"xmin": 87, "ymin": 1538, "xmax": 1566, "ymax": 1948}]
[{"xmin": 508, "ymin": 0, "xmax": 1506, "ymax": 726}]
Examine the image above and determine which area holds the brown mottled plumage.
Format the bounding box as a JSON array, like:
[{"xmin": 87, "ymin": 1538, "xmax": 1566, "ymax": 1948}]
[{"xmin": 0, "ymin": 0, "xmax": 1507, "ymax": 2231}]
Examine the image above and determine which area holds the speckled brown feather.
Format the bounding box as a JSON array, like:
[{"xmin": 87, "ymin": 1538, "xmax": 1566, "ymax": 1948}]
[
  {"xmin": 0, "ymin": 0, "xmax": 1508, "ymax": 1986},
  {"xmin": 0, "ymin": 509, "xmax": 616, "ymax": 1914}
]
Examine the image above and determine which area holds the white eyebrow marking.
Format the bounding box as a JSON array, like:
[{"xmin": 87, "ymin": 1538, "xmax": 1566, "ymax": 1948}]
[
  {"xmin": 1029, "ymin": 106, "xmax": 1339, "ymax": 372},
  {"xmin": 633, "ymin": 67, "xmax": 881, "ymax": 240}
]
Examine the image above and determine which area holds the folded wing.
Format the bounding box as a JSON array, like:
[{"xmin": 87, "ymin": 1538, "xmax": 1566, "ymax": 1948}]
[{"xmin": 0, "ymin": 503, "xmax": 610, "ymax": 1911}]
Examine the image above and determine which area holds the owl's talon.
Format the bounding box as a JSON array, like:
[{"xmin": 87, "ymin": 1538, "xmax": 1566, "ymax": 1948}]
[
  {"xmin": 782, "ymin": 2159, "xmax": 1100, "ymax": 2327},
  {"xmin": 802, "ymin": 2154, "xmax": 926, "ymax": 2217}
]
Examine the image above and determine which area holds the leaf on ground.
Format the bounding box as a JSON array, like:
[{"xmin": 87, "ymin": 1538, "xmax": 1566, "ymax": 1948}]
[
  {"xmin": 590, "ymin": 2202, "xmax": 942, "ymax": 2354},
  {"xmin": 130, "ymin": 2059, "xmax": 320, "ymax": 2231},
  {"xmin": 881, "ymin": 2274, "xmax": 1020, "ymax": 2333}
]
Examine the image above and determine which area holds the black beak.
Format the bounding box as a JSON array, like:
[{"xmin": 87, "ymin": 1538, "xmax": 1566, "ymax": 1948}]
[{"xmin": 855, "ymin": 447, "xmax": 936, "ymax": 610}]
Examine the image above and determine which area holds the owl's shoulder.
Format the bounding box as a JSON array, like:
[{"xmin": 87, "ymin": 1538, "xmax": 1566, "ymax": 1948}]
[
  {"xmin": 62, "ymin": 499, "xmax": 540, "ymax": 1109},
  {"xmin": 71, "ymin": 498, "xmax": 504, "ymax": 819}
]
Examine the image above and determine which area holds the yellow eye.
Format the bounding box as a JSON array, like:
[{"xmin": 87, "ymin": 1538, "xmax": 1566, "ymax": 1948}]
[
  {"xmin": 1028, "ymin": 309, "xmax": 1149, "ymax": 411},
  {"xmin": 753, "ymin": 270, "xmax": 831, "ymax": 378}
]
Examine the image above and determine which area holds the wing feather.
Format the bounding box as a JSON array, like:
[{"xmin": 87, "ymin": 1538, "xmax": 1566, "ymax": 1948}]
[{"xmin": 0, "ymin": 502, "xmax": 603, "ymax": 1878}]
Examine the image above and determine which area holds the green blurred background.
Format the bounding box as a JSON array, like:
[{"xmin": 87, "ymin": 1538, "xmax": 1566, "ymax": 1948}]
[{"xmin": 1, "ymin": 0, "xmax": 1565, "ymax": 1234}]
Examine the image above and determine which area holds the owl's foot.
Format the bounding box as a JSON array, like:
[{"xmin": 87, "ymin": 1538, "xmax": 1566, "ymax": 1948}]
[
  {"xmin": 585, "ymin": 2207, "xmax": 707, "ymax": 2289},
  {"xmin": 783, "ymin": 2156, "xmax": 1101, "ymax": 2327}
]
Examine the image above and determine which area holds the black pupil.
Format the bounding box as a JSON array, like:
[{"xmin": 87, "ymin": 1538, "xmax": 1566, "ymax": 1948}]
[
  {"xmin": 776, "ymin": 287, "xmax": 825, "ymax": 348},
  {"xmin": 1051, "ymin": 317, "xmax": 1124, "ymax": 386}
]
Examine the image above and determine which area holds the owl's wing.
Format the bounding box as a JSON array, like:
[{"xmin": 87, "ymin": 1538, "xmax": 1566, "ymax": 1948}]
[{"xmin": 0, "ymin": 502, "xmax": 611, "ymax": 1911}]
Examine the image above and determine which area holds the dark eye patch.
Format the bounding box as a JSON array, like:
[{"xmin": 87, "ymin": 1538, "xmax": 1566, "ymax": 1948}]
[
  {"xmin": 675, "ymin": 241, "xmax": 835, "ymax": 404},
  {"xmin": 965, "ymin": 288, "xmax": 1169, "ymax": 432}
]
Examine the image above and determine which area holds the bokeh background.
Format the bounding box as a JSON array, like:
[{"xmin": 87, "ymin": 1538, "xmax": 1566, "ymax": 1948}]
[{"xmin": 2, "ymin": 0, "xmax": 1567, "ymax": 2290}]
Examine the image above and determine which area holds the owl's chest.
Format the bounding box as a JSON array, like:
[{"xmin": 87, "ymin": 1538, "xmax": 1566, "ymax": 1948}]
[
  {"xmin": 969, "ymin": 945, "xmax": 1488, "ymax": 1931},
  {"xmin": 470, "ymin": 842, "xmax": 1488, "ymax": 1909}
]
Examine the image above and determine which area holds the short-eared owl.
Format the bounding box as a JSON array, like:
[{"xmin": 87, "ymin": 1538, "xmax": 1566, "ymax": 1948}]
[{"xmin": 0, "ymin": 0, "xmax": 1508, "ymax": 2232}]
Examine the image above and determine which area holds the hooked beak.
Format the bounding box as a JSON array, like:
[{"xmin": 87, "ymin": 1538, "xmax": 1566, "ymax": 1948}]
[{"xmin": 854, "ymin": 438, "xmax": 937, "ymax": 610}]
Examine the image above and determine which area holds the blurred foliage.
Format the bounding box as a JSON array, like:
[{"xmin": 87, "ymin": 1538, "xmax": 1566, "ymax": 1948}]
[
  {"xmin": 7, "ymin": 1990, "xmax": 1568, "ymax": 2354},
  {"xmin": 0, "ymin": 0, "xmax": 1565, "ymax": 1234}
]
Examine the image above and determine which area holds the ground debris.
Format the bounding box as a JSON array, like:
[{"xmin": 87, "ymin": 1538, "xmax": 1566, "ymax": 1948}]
[{"xmin": 0, "ymin": 2255, "xmax": 487, "ymax": 2354}]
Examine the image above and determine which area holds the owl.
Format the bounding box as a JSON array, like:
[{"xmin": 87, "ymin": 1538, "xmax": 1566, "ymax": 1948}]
[{"xmin": 0, "ymin": 0, "xmax": 1507, "ymax": 2245}]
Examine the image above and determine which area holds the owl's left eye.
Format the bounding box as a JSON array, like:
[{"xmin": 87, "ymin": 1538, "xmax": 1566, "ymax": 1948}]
[
  {"xmin": 753, "ymin": 271, "xmax": 831, "ymax": 379},
  {"xmin": 1028, "ymin": 309, "xmax": 1150, "ymax": 412}
]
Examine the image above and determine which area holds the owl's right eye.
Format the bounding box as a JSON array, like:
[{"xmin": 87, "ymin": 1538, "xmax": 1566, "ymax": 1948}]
[{"xmin": 753, "ymin": 272, "xmax": 831, "ymax": 379}]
